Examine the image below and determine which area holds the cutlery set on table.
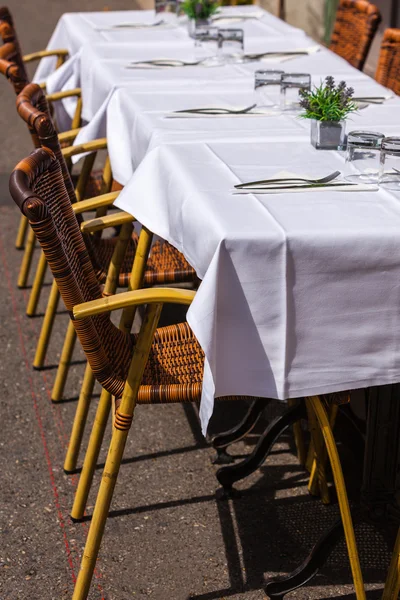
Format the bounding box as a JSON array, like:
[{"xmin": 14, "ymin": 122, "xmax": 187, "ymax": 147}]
[{"xmin": 232, "ymin": 170, "xmax": 379, "ymax": 194}]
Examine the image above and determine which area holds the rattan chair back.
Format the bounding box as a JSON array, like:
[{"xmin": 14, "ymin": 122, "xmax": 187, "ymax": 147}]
[
  {"xmin": 375, "ymin": 28, "xmax": 400, "ymax": 95},
  {"xmin": 10, "ymin": 148, "xmax": 134, "ymax": 398},
  {"xmin": 0, "ymin": 6, "xmax": 28, "ymax": 79},
  {"xmin": 330, "ymin": 0, "xmax": 381, "ymax": 70},
  {"xmin": 16, "ymin": 83, "xmax": 116, "ymax": 275},
  {"xmin": 16, "ymin": 84, "xmax": 77, "ymax": 202},
  {"xmin": 0, "ymin": 41, "xmax": 28, "ymax": 94}
]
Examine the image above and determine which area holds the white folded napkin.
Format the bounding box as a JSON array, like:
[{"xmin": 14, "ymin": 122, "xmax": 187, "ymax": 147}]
[{"xmin": 232, "ymin": 170, "xmax": 379, "ymax": 194}]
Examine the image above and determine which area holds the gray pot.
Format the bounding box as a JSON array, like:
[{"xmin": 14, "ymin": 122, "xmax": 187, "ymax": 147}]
[{"xmin": 311, "ymin": 119, "xmax": 346, "ymax": 150}]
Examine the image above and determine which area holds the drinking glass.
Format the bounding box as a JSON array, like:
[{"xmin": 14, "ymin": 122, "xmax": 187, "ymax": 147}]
[
  {"xmin": 193, "ymin": 25, "xmax": 219, "ymax": 50},
  {"xmin": 344, "ymin": 131, "xmax": 385, "ymax": 183},
  {"xmin": 254, "ymin": 70, "xmax": 284, "ymax": 108},
  {"xmin": 280, "ymin": 73, "xmax": 311, "ymax": 112},
  {"xmin": 379, "ymin": 137, "xmax": 400, "ymax": 191},
  {"xmin": 155, "ymin": 0, "xmax": 177, "ymax": 24},
  {"xmin": 217, "ymin": 28, "xmax": 244, "ymax": 64}
]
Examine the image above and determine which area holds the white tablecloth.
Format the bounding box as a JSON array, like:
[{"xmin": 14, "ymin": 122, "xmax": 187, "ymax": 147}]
[
  {"xmin": 37, "ymin": 6, "xmax": 400, "ymax": 433},
  {"xmin": 105, "ymin": 83, "xmax": 400, "ymax": 185},
  {"xmin": 35, "ymin": 6, "xmax": 306, "ymax": 82},
  {"xmin": 115, "ymin": 141, "xmax": 400, "ymax": 431}
]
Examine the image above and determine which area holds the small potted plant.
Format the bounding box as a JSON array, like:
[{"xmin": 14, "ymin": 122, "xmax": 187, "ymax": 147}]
[
  {"xmin": 181, "ymin": 0, "xmax": 219, "ymax": 35},
  {"xmin": 299, "ymin": 76, "xmax": 357, "ymax": 150}
]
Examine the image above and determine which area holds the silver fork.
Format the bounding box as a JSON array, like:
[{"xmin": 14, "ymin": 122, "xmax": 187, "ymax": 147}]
[
  {"xmin": 235, "ymin": 170, "xmax": 341, "ymax": 189},
  {"xmin": 129, "ymin": 58, "xmax": 208, "ymax": 67},
  {"xmin": 173, "ymin": 104, "xmax": 257, "ymax": 115}
]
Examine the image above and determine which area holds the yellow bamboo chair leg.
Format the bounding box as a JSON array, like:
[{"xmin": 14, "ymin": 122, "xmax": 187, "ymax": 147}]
[
  {"xmin": 64, "ymin": 221, "xmax": 134, "ymax": 473},
  {"xmin": 51, "ymin": 320, "xmax": 77, "ymax": 402},
  {"xmin": 306, "ymin": 396, "xmax": 366, "ymax": 600},
  {"xmin": 382, "ymin": 527, "xmax": 400, "ymax": 600},
  {"xmin": 64, "ymin": 364, "xmax": 96, "ymax": 473},
  {"xmin": 15, "ymin": 215, "xmax": 28, "ymax": 250},
  {"xmin": 70, "ymin": 226, "xmax": 154, "ymax": 520},
  {"xmin": 288, "ymin": 398, "xmax": 306, "ymax": 466},
  {"xmin": 17, "ymin": 228, "xmax": 36, "ymax": 288},
  {"xmin": 70, "ymin": 387, "xmax": 111, "ymax": 518},
  {"xmin": 26, "ymin": 250, "xmax": 47, "ymax": 316},
  {"xmin": 72, "ymin": 303, "xmax": 163, "ymax": 600},
  {"xmin": 308, "ymin": 403, "xmax": 339, "ymax": 502},
  {"xmin": 33, "ymin": 280, "xmax": 60, "ymax": 369}
]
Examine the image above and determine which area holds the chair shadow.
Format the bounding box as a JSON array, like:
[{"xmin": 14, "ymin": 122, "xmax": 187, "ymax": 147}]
[{"xmin": 85, "ymin": 414, "xmax": 392, "ymax": 600}]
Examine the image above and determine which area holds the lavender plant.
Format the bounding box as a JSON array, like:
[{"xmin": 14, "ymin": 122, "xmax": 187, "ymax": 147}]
[
  {"xmin": 299, "ymin": 76, "xmax": 357, "ymax": 122},
  {"xmin": 181, "ymin": 0, "xmax": 219, "ymax": 19}
]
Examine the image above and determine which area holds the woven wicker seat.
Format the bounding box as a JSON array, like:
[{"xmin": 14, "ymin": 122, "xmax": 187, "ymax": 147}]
[
  {"xmin": 330, "ymin": 0, "xmax": 381, "ymax": 70},
  {"xmin": 375, "ymin": 28, "xmax": 400, "ymax": 95}
]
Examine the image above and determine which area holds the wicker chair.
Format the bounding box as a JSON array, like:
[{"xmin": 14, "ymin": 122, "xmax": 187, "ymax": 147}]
[
  {"xmin": 16, "ymin": 84, "xmax": 198, "ymax": 431},
  {"xmin": 375, "ymin": 28, "xmax": 400, "ymax": 95},
  {"xmin": 0, "ymin": 9, "xmax": 81, "ymax": 259},
  {"xmin": 0, "ymin": 6, "xmax": 69, "ymax": 81},
  {"xmin": 330, "ymin": 0, "xmax": 381, "ymax": 70},
  {"xmin": 10, "ymin": 147, "xmax": 365, "ymax": 600}
]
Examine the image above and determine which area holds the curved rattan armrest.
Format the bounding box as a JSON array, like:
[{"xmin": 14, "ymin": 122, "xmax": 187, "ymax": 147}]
[
  {"xmin": 38, "ymin": 82, "xmax": 47, "ymax": 90},
  {"xmin": 72, "ymin": 191, "xmax": 120, "ymax": 215},
  {"xmin": 58, "ymin": 128, "xmax": 82, "ymax": 144},
  {"xmin": 81, "ymin": 211, "xmax": 134, "ymax": 233},
  {"xmin": 62, "ymin": 138, "xmax": 108, "ymax": 159},
  {"xmin": 46, "ymin": 88, "xmax": 81, "ymax": 103},
  {"xmin": 73, "ymin": 287, "xmax": 196, "ymax": 319},
  {"xmin": 23, "ymin": 49, "xmax": 69, "ymax": 63}
]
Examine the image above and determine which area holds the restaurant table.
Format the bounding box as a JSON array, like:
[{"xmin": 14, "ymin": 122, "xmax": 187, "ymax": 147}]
[
  {"xmin": 34, "ymin": 5, "xmax": 307, "ymax": 82},
  {"xmin": 37, "ymin": 7, "xmax": 400, "ymax": 595}
]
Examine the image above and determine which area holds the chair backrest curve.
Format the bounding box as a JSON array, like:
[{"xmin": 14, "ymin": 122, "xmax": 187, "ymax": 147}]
[
  {"xmin": 9, "ymin": 148, "xmax": 134, "ymax": 398},
  {"xmin": 0, "ymin": 6, "xmax": 28, "ymax": 81},
  {"xmin": 375, "ymin": 28, "xmax": 400, "ymax": 95},
  {"xmin": 330, "ymin": 0, "xmax": 381, "ymax": 70}
]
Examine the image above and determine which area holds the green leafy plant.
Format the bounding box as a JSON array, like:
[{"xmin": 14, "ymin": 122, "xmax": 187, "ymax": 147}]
[
  {"xmin": 299, "ymin": 76, "xmax": 357, "ymax": 122},
  {"xmin": 181, "ymin": 0, "xmax": 219, "ymax": 20}
]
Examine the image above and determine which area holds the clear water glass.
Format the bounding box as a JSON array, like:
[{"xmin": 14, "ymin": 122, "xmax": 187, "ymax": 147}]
[
  {"xmin": 344, "ymin": 131, "xmax": 385, "ymax": 183},
  {"xmin": 155, "ymin": 0, "xmax": 178, "ymax": 24},
  {"xmin": 254, "ymin": 70, "xmax": 284, "ymax": 108},
  {"xmin": 217, "ymin": 28, "xmax": 244, "ymax": 64},
  {"xmin": 379, "ymin": 137, "xmax": 400, "ymax": 191},
  {"xmin": 280, "ymin": 73, "xmax": 311, "ymax": 112},
  {"xmin": 193, "ymin": 25, "xmax": 219, "ymax": 50}
]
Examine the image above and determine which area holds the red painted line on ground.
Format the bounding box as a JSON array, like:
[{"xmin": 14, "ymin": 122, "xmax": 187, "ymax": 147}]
[
  {"xmin": 0, "ymin": 236, "xmax": 77, "ymax": 584},
  {"xmin": 20, "ymin": 288, "xmax": 105, "ymax": 594}
]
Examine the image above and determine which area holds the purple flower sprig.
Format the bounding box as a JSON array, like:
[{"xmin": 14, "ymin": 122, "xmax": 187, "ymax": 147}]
[{"xmin": 299, "ymin": 76, "xmax": 357, "ymax": 122}]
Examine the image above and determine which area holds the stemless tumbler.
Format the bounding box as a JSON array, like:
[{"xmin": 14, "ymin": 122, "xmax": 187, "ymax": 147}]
[
  {"xmin": 193, "ymin": 25, "xmax": 219, "ymax": 50},
  {"xmin": 379, "ymin": 137, "xmax": 400, "ymax": 191},
  {"xmin": 344, "ymin": 131, "xmax": 385, "ymax": 183},
  {"xmin": 217, "ymin": 28, "xmax": 244, "ymax": 64},
  {"xmin": 280, "ymin": 73, "xmax": 311, "ymax": 112},
  {"xmin": 155, "ymin": 0, "xmax": 177, "ymax": 24},
  {"xmin": 254, "ymin": 70, "xmax": 284, "ymax": 108}
]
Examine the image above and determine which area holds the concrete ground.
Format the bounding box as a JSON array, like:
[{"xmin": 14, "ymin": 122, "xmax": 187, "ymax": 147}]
[{"xmin": 0, "ymin": 2, "xmax": 394, "ymax": 600}]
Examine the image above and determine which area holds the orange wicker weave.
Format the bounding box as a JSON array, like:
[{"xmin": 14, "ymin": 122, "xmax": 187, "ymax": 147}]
[
  {"xmin": 330, "ymin": 0, "xmax": 381, "ymax": 70},
  {"xmin": 9, "ymin": 147, "xmax": 241, "ymax": 403},
  {"xmin": 375, "ymin": 28, "xmax": 400, "ymax": 95},
  {"xmin": 0, "ymin": 42, "xmax": 28, "ymax": 95},
  {"xmin": 0, "ymin": 6, "xmax": 28, "ymax": 81},
  {"xmin": 16, "ymin": 83, "xmax": 198, "ymax": 287}
]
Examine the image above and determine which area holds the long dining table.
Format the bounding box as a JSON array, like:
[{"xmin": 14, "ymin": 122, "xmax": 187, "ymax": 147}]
[{"xmin": 36, "ymin": 6, "xmax": 400, "ymax": 596}]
